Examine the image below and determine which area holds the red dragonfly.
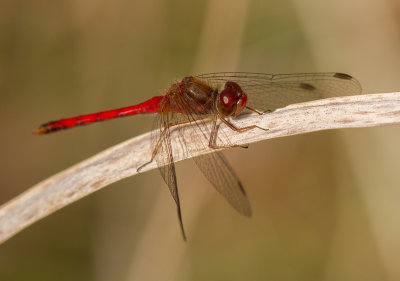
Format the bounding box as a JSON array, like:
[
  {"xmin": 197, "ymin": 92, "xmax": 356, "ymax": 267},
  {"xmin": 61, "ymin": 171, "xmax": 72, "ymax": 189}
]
[{"xmin": 34, "ymin": 72, "xmax": 361, "ymax": 240}]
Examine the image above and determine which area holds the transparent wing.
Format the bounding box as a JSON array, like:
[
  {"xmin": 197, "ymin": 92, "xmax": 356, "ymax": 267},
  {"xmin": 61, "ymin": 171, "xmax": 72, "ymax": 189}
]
[
  {"xmin": 196, "ymin": 72, "xmax": 362, "ymax": 112},
  {"xmin": 168, "ymin": 93, "xmax": 252, "ymax": 217},
  {"xmin": 150, "ymin": 72, "xmax": 362, "ymax": 230},
  {"xmin": 193, "ymin": 151, "xmax": 251, "ymax": 217},
  {"xmin": 151, "ymin": 112, "xmax": 186, "ymax": 240}
]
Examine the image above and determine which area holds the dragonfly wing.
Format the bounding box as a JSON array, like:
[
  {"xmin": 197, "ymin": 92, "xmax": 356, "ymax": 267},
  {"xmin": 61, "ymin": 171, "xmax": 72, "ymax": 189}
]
[
  {"xmin": 151, "ymin": 113, "xmax": 186, "ymax": 240},
  {"xmin": 193, "ymin": 151, "xmax": 251, "ymax": 217},
  {"xmin": 151, "ymin": 86, "xmax": 252, "ymax": 228},
  {"xmin": 196, "ymin": 72, "xmax": 362, "ymax": 112},
  {"xmin": 165, "ymin": 90, "xmax": 252, "ymax": 216},
  {"xmin": 160, "ymin": 89, "xmax": 251, "ymax": 216}
]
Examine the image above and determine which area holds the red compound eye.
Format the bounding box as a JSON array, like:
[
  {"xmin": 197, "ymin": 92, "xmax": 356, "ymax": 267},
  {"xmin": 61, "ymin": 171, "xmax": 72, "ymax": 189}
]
[
  {"xmin": 218, "ymin": 81, "xmax": 248, "ymax": 117},
  {"xmin": 219, "ymin": 88, "xmax": 237, "ymax": 107}
]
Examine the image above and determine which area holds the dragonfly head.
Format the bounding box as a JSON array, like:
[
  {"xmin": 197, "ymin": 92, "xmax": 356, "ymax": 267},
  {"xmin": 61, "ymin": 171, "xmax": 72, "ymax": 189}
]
[{"xmin": 218, "ymin": 82, "xmax": 247, "ymax": 117}]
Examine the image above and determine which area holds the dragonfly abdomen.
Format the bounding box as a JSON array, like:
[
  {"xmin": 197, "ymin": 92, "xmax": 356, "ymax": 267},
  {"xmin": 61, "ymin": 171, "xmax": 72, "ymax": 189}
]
[{"xmin": 34, "ymin": 96, "xmax": 164, "ymax": 134}]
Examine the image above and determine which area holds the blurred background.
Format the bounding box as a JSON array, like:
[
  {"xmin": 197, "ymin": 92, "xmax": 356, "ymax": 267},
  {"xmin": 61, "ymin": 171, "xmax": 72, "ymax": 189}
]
[{"xmin": 1, "ymin": 0, "xmax": 400, "ymax": 280}]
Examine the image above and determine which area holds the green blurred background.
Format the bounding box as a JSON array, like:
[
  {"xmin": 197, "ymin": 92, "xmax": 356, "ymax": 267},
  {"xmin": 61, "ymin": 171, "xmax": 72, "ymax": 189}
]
[{"xmin": 1, "ymin": 0, "xmax": 400, "ymax": 280}]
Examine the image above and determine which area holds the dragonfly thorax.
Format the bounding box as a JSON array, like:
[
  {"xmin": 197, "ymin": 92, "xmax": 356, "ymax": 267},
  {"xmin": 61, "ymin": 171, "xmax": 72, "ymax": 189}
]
[{"xmin": 170, "ymin": 76, "xmax": 218, "ymax": 114}]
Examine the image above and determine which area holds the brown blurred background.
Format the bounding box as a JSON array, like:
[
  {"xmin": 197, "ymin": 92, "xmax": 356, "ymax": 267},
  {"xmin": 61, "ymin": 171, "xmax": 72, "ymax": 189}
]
[{"xmin": 1, "ymin": 0, "xmax": 400, "ymax": 280}]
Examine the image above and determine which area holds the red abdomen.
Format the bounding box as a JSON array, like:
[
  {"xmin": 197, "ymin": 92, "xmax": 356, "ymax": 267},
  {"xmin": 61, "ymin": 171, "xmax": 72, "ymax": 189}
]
[{"xmin": 34, "ymin": 96, "xmax": 164, "ymax": 134}]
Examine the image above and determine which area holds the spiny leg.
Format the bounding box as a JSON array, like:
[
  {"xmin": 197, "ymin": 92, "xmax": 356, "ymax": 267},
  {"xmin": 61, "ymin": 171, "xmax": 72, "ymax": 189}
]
[
  {"xmin": 137, "ymin": 127, "xmax": 168, "ymax": 172},
  {"xmin": 245, "ymin": 105, "xmax": 263, "ymax": 115},
  {"xmin": 138, "ymin": 118, "xmax": 208, "ymax": 172},
  {"xmin": 137, "ymin": 117, "xmax": 198, "ymax": 172},
  {"xmin": 219, "ymin": 116, "xmax": 269, "ymax": 132},
  {"xmin": 208, "ymin": 116, "xmax": 249, "ymax": 150},
  {"xmin": 208, "ymin": 114, "xmax": 269, "ymax": 149}
]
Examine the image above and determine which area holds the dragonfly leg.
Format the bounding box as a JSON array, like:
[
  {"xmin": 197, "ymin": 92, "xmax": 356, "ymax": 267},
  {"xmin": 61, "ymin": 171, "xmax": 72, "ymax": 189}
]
[
  {"xmin": 220, "ymin": 116, "xmax": 269, "ymax": 132},
  {"xmin": 138, "ymin": 119, "xmax": 200, "ymax": 172},
  {"xmin": 137, "ymin": 127, "xmax": 167, "ymax": 172},
  {"xmin": 208, "ymin": 116, "xmax": 248, "ymax": 149},
  {"xmin": 245, "ymin": 106, "xmax": 263, "ymax": 115}
]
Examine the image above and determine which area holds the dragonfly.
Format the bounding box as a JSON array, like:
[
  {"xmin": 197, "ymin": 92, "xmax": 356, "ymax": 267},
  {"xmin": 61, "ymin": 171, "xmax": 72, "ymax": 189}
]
[{"xmin": 34, "ymin": 72, "xmax": 362, "ymax": 240}]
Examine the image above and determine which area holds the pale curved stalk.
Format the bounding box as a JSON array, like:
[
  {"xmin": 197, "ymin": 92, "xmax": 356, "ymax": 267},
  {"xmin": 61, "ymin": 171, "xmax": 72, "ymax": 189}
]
[{"xmin": 0, "ymin": 92, "xmax": 400, "ymax": 244}]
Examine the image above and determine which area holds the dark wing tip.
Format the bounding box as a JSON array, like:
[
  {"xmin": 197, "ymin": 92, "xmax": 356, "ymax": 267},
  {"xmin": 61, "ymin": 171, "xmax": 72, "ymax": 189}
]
[
  {"xmin": 177, "ymin": 204, "xmax": 187, "ymax": 241},
  {"xmin": 243, "ymin": 207, "xmax": 252, "ymax": 217},
  {"xmin": 333, "ymin": 73, "xmax": 353, "ymax": 80},
  {"xmin": 299, "ymin": 82, "xmax": 316, "ymax": 91}
]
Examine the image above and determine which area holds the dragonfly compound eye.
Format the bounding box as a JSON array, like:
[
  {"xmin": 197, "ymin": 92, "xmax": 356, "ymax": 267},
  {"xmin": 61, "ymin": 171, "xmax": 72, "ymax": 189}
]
[
  {"xmin": 218, "ymin": 87, "xmax": 238, "ymax": 116},
  {"xmin": 233, "ymin": 91, "xmax": 247, "ymax": 117},
  {"xmin": 220, "ymin": 88, "xmax": 236, "ymax": 107},
  {"xmin": 218, "ymin": 82, "xmax": 248, "ymax": 117}
]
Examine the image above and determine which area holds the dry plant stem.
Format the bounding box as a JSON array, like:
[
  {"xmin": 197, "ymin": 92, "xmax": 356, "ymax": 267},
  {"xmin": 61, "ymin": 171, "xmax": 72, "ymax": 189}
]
[{"xmin": 0, "ymin": 92, "xmax": 399, "ymax": 244}]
